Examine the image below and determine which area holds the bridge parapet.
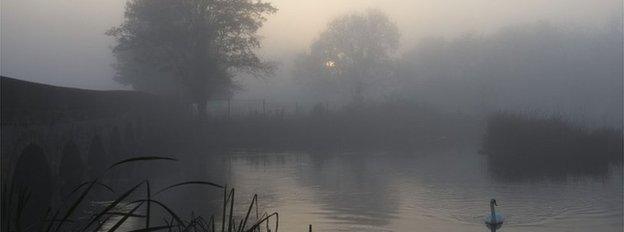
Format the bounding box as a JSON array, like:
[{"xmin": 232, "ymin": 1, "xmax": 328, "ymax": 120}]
[{"xmin": 1, "ymin": 76, "xmax": 187, "ymax": 208}]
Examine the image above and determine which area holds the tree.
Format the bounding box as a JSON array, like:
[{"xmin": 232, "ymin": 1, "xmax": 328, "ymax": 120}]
[
  {"xmin": 107, "ymin": 0, "xmax": 276, "ymax": 116},
  {"xmin": 294, "ymin": 9, "xmax": 399, "ymax": 103}
]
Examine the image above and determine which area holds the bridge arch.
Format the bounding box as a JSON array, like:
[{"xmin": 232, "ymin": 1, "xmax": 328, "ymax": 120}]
[
  {"xmin": 87, "ymin": 135, "xmax": 108, "ymax": 178},
  {"xmin": 10, "ymin": 144, "xmax": 52, "ymax": 231}
]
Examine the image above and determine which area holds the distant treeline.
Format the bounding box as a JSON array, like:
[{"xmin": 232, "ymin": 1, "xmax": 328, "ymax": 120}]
[
  {"xmin": 248, "ymin": 21, "xmax": 623, "ymax": 128},
  {"xmin": 481, "ymin": 112, "xmax": 623, "ymax": 181},
  {"xmin": 395, "ymin": 22, "xmax": 623, "ymax": 127}
]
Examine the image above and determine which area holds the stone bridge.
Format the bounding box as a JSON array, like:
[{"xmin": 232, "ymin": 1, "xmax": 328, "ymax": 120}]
[{"xmin": 1, "ymin": 76, "xmax": 189, "ymax": 218}]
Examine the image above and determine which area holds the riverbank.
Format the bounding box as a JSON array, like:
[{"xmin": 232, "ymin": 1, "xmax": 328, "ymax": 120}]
[{"xmin": 202, "ymin": 101, "xmax": 481, "ymax": 152}]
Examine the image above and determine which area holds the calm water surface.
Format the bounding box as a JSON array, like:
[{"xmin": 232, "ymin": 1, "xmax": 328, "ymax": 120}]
[
  {"xmin": 218, "ymin": 148, "xmax": 623, "ymax": 232},
  {"xmin": 108, "ymin": 147, "xmax": 623, "ymax": 232}
]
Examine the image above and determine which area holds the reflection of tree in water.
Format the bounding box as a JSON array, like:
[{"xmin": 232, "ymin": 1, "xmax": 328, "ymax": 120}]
[
  {"xmin": 226, "ymin": 152, "xmax": 291, "ymax": 210},
  {"xmin": 232, "ymin": 152, "xmax": 289, "ymax": 168},
  {"xmin": 156, "ymin": 152, "xmax": 228, "ymax": 219},
  {"xmin": 223, "ymin": 149, "xmax": 622, "ymax": 231},
  {"xmin": 481, "ymin": 113, "xmax": 623, "ymax": 182},
  {"xmin": 297, "ymin": 151, "xmax": 400, "ymax": 227},
  {"xmin": 226, "ymin": 151, "xmax": 399, "ymax": 227},
  {"xmin": 484, "ymin": 151, "xmax": 620, "ymax": 183}
]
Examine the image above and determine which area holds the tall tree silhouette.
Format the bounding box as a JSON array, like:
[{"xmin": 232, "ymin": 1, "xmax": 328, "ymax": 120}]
[
  {"xmin": 294, "ymin": 9, "xmax": 399, "ymax": 104},
  {"xmin": 107, "ymin": 0, "xmax": 276, "ymax": 117}
]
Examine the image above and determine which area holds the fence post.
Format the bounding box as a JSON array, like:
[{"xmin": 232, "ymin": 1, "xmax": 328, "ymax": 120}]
[
  {"xmin": 262, "ymin": 99, "xmax": 266, "ymax": 115},
  {"xmin": 227, "ymin": 98, "xmax": 231, "ymax": 120}
]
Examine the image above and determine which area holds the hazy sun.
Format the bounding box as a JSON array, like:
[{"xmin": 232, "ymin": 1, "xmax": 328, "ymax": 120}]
[{"xmin": 325, "ymin": 60, "xmax": 336, "ymax": 68}]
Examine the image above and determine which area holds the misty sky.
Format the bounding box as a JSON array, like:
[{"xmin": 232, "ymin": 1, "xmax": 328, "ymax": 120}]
[{"xmin": 1, "ymin": 0, "xmax": 621, "ymax": 90}]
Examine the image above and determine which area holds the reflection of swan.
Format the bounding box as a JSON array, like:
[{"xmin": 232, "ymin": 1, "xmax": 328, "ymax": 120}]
[{"xmin": 484, "ymin": 199, "xmax": 504, "ymax": 231}]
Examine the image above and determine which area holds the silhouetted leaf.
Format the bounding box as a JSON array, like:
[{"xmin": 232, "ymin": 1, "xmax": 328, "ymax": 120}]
[
  {"xmin": 243, "ymin": 212, "xmax": 278, "ymax": 232},
  {"xmin": 130, "ymin": 199, "xmax": 184, "ymax": 227},
  {"xmin": 104, "ymin": 212, "xmax": 146, "ymax": 218},
  {"xmin": 64, "ymin": 181, "xmax": 114, "ymax": 200},
  {"xmin": 108, "ymin": 156, "xmax": 178, "ymax": 170},
  {"xmin": 54, "ymin": 180, "xmax": 97, "ymax": 232},
  {"xmin": 83, "ymin": 182, "xmax": 143, "ymax": 231},
  {"xmin": 127, "ymin": 224, "xmax": 177, "ymax": 232},
  {"xmin": 106, "ymin": 202, "xmax": 144, "ymax": 232},
  {"xmin": 155, "ymin": 181, "xmax": 223, "ymax": 195}
]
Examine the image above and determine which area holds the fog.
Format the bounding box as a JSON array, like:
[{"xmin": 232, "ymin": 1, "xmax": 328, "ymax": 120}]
[
  {"xmin": 259, "ymin": 0, "xmax": 620, "ymax": 54},
  {"xmin": 1, "ymin": 1, "xmax": 623, "ymax": 231},
  {"xmin": 1, "ymin": 0, "xmax": 621, "ymax": 89}
]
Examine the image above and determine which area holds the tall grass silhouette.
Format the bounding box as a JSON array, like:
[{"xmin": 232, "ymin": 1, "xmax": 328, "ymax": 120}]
[{"xmin": 2, "ymin": 156, "xmax": 279, "ymax": 232}]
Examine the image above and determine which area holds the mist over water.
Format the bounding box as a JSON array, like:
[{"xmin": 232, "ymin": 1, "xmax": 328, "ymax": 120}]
[
  {"xmin": 1, "ymin": 0, "xmax": 622, "ymax": 231},
  {"xmin": 113, "ymin": 149, "xmax": 622, "ymax": 232}
]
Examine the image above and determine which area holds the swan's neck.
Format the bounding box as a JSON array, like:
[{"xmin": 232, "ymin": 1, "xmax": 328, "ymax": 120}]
[{"xmin": 490, "ymin": 204, "xmax": 496, "ymax": 221}]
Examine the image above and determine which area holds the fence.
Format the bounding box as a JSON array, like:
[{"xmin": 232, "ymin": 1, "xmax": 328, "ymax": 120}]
[{"xmin": 204, "ymin": 99, "xmax": 335, "ymax": 120}]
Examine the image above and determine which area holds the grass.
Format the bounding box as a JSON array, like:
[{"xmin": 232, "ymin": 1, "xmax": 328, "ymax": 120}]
[
  {"xmin": 481, "ymin": 112, "xmax": 623, "ymax": 181},
  {"xmin": 2, "ymin": 156, "xmax": 279, "ymax": 232}
]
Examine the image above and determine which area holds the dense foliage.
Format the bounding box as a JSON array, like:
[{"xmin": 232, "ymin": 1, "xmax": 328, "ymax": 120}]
[
  {"xmin": 293, "ymin": 10, "xmax": 400, "ymax": 104},
  {"xmin": 107, "ymin": 0, "xmax": 277, "ymax": 114}
]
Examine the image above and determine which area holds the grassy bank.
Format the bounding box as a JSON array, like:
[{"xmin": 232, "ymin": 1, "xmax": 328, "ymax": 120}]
[{"xmin": 207, "ymin": 101, "xmax": 480, "ymax": 151}]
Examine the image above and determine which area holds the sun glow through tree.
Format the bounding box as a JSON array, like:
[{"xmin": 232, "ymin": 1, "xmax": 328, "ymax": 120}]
[{"xmin": 325, "ymin": 60, "xmax": 336, "ymax": 68}]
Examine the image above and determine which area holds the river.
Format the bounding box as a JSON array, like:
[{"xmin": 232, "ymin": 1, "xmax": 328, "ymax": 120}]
[{"xmin": 104, "ymin": 145, "xmax": 623, "ymax": 232}]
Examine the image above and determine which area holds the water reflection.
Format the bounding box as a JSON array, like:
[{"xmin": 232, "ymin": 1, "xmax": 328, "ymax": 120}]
[
  {"xmin": 298, "ymin": 151, "xmax": 400, "ymax": 227},
  {"xmin": 483, "ymin": 150, "xmax": 621, "ymax": 183},
  {"xmin": 95, "ymin": 147, "xmax": 623, "ymax": 231},
  {"xmin": 222, "ymin": 148, "xmax": 622, "ymax": 232}
]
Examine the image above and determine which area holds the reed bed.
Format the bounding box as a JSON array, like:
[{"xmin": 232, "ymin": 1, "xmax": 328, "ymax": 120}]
[
  {"xmin": 482, "ymin": 112, "xmax": 623, "ymax": 181},
  {"xmin": 2, "ymin": 156, "xmax": 279, "ymax": 232}
]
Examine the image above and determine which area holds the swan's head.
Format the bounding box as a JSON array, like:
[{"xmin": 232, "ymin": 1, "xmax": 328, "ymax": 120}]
[{"xmin": 490, "ymin": 199, "xmax": 498, "ymax": 207}]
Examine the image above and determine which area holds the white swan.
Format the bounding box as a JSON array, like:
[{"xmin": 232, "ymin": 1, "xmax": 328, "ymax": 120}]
[{"xmin": 484, "ymin": 199, "xmax": 504, "ymax": 231}]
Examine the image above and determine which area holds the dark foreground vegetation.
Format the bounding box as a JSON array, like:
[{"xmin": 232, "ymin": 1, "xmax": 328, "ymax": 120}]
[
  {"xmin": 1, "ymin": 157, "xmax": 279, "ymax": 232},
  {"xmin": 481, "ymin": 112, "xmax": 623, "ymax": 181}
]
